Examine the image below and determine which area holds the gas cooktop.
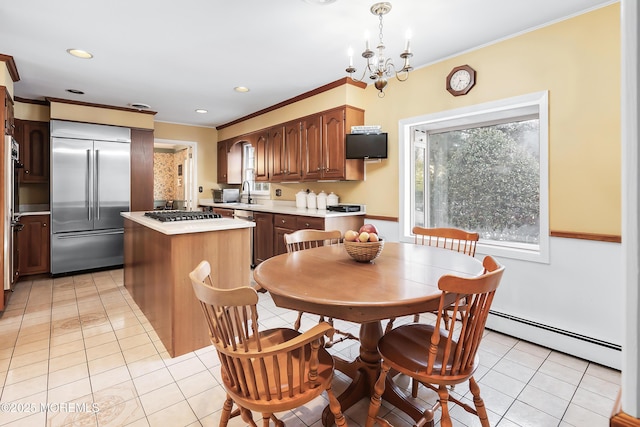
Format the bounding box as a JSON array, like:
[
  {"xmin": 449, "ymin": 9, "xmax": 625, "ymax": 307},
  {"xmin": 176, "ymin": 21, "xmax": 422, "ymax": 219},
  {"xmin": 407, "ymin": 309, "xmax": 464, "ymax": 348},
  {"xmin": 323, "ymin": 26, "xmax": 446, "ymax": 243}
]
[{"xmin": 144, "ymin": 211, "xmax": 222, "ymax": 222}]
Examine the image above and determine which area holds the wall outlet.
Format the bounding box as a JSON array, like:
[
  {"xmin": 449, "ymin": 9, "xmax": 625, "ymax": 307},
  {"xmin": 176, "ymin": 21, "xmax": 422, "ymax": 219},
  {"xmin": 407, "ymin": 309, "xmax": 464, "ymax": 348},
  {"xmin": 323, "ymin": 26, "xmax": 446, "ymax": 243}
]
[
  {"xmin": 275, "ymin": 189, "xmax": 282, "ymax": 197},
  {"xmin": 198, "ymin": 186, "xmax": 203, "ymax": 193}
]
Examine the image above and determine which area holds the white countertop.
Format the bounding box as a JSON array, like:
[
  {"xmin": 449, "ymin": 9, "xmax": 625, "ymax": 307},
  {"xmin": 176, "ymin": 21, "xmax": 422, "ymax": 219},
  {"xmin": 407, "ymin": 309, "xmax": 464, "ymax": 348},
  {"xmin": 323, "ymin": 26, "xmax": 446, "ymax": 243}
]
[
  {"xmin": 121, "ymin": 211, "xmax": 255, "ymax": 235},
  {"xmin": 198, "ymin": 199, "xmax": 365, "ymax": 218}
]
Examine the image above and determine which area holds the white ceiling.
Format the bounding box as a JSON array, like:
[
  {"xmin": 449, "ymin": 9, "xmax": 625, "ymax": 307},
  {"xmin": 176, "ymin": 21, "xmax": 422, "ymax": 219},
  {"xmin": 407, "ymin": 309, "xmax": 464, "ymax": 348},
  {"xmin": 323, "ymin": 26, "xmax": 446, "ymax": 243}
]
[{"xmin": 1, "ymin": 0, "xmax": 614, "ymax": 129}]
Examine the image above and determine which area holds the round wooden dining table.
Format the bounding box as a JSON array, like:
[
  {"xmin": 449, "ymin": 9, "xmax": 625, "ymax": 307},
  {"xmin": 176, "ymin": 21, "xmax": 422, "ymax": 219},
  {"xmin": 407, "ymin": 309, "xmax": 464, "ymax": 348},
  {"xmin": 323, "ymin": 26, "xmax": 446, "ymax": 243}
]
[{"xmin": 253, "ymin": 242, "xmax": 484, "ymax": 426}]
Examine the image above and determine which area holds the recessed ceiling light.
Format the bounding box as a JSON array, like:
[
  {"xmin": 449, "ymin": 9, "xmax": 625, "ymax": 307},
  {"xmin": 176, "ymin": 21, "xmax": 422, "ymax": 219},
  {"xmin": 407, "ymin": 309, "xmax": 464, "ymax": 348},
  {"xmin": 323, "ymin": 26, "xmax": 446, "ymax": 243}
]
[
  {"xmin": 66, "ymin": 48, "xmax": 93, "ymax": 59},
  {"xmin": 129, "ymin": 102, "xmax": 151, "ymax": 110},
  {"xmin": 195, "ymin": 109, "xmax": 208, "ymax": 114},
  {"xmin": 66, "ymin": 89, "xmax": 85, "ymax": 95},
  {"xmin": 234, "ymin": 86, "xmax": 250, "ymax": 93}
]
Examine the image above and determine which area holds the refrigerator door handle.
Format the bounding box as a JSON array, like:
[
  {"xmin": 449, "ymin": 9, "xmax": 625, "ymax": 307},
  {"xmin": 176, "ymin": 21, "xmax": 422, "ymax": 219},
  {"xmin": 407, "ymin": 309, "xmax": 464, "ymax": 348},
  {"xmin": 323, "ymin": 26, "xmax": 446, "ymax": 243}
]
[
  {"xmin": 86, "ymin": 149, "xmax": 92, "ymax": 221},
  {"xmin": 95, "ymin": 149, "xmax": 100, "ymax": 220},
  {"xmin": 54, "ymin": 229, "xmax": 124, "ymax": 239}
]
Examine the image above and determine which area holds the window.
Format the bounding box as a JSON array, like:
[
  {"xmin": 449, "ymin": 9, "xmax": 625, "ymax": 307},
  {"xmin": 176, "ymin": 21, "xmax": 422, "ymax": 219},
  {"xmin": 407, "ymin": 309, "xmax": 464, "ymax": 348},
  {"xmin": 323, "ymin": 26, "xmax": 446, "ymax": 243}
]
[
  {"xmin": 400, "ymin": 91, "xmax": 549, "ymax": 263},
  {"xmin": 242, "ymin": 143, "xmax": 270, "ymax": 195}
]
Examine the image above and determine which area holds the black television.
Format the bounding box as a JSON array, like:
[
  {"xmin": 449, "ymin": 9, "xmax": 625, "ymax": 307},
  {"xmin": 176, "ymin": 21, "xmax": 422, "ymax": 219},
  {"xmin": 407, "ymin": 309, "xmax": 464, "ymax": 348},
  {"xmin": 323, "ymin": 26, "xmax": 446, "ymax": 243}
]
[{"xmin": 345, "ymin": 133, "xmax": 388, "ymax": 159}]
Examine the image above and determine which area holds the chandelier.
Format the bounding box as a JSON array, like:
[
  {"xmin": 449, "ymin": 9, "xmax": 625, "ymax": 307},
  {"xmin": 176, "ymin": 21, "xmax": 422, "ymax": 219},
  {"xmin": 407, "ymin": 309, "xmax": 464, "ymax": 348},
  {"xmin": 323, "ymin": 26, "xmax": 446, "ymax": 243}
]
[{"xmin": 346, "ymin": 2, "xmax": 413, "ymax": 97}]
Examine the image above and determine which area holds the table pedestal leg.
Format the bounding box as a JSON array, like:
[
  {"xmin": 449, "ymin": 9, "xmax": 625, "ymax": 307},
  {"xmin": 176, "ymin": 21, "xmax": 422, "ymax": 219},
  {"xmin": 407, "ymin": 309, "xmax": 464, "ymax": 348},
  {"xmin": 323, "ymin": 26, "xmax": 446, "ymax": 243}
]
[{"xmin": 322, "ymin": 321, "xmax": 428, "ymax": 427}]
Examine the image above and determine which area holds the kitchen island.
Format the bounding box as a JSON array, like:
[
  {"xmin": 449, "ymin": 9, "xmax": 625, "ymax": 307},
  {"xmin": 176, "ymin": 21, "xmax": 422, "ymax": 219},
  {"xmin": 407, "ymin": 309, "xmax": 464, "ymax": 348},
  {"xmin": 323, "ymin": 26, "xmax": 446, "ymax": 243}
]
[{"xmin": 121, "ymin": 211, "xmax": 254, "ymax": 357}]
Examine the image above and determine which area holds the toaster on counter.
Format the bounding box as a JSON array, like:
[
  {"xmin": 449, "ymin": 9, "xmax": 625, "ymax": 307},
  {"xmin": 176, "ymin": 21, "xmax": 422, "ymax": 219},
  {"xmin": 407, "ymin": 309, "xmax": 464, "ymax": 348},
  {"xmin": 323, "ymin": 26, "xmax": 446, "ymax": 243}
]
[{"xmin": 213, "ymin": 188, "xmax": 240, "ymax": 203}]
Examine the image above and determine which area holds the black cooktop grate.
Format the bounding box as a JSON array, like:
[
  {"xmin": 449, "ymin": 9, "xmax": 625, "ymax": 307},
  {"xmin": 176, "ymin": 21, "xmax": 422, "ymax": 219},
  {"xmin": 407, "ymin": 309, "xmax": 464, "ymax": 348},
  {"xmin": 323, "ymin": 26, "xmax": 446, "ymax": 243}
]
[{"xmin": 143, "ymin": 211, "xmax": 222, "ymax": 222}]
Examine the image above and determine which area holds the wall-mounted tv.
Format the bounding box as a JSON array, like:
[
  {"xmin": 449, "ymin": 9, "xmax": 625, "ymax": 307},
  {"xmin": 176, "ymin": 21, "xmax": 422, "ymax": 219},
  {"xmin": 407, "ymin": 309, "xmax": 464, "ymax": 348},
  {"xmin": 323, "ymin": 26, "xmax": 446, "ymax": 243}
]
[{"xmin": 345, "ymin": 133, "xmax": 388, "ymax": 159}]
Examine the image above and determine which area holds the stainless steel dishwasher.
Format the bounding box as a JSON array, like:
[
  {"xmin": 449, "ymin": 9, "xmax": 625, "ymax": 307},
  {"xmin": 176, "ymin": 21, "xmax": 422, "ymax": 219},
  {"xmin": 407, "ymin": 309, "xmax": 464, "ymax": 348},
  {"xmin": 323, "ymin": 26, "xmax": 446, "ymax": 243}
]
[{"xmin": 233, "ymin": 209, "xmax": 255, "ymax": 268}]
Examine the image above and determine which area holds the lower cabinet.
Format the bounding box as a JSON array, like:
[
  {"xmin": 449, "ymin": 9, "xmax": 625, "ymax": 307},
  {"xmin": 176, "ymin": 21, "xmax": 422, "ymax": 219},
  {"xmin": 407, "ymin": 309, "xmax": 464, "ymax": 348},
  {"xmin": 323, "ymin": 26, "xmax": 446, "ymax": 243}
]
[
  {"xmin": 254, "ymin": 212, "xmax": 274, "ymax": 265},
  {"xmin": 17, "ymin": 214, "xmax": 50, "ymax": 276},
  {"xmin": 272, "ymin": 213, "xmax": 362, "ymax": 256},
  {"xmin": 211, "ymin": 207, "xmax": 235, "ymax": 218}
]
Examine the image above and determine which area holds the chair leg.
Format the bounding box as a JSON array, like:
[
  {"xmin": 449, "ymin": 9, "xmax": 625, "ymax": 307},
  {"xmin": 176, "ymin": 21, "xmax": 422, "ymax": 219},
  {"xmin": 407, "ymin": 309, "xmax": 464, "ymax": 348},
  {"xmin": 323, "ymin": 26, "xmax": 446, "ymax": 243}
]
[
  {"xmin": 239, "ymin": 407, "xmax": 257, "ymax": 427},
  {"xmin": 385, "ymin": 318, "xmax": 395, "ymax": 333},
  {"xmin": 437, "ymin": 385, "xmax": 453, "ymax": 427},
  {"xmin": 470, "ymin": 376, "xmax": 490, "ymax": 427},
  {"xmin": 262, "ymin": 415, "xmax": 270, "ymax": 427},
  {"xmin": 270, "ymin": 414, "xmax": 284, "ymax": 427},
  {"xmin": 411, "ymin": 378, "xmax": 419, "ymax": 398},
  {"xmin": 294, "ymin": 311, "xmax": 304, "ymax": 331},
  {"xmin": 366, "ymin": 362, "xmax": 391, "ymax": 427},
  {"xmin": 219, "ymin": 396, "xmax": 234, "ymax": 427},
  {"xmin": 326, "ymin": 386, "xmax": 348, "ymax": 427}
]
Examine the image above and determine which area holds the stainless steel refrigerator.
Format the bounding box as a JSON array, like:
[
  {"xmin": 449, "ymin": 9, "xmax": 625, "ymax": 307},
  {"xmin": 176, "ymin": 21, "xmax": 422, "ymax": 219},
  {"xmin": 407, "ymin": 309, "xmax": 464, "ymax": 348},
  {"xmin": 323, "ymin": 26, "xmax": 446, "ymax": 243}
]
[{"xmin": 50, "ymin": 120, "xmax": 131, "ymax": 274}]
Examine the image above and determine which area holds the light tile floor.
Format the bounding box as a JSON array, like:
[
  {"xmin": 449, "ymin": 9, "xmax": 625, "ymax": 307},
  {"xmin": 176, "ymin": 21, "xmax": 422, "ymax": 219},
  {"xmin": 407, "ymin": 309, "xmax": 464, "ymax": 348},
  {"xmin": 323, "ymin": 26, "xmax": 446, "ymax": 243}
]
[{"xmin": 0, "ymin": 269, "xmax": 621, "ymax": 427}]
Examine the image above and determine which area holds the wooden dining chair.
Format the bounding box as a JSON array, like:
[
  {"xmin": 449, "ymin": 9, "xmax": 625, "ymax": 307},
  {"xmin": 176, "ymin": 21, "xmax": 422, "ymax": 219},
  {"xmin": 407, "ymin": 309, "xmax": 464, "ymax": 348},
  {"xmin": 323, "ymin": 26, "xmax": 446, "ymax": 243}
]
[
  {"xmin": 385, "ymin": 226, "xmax": 480, "ymax": 335},
  {"xmin": 189, "ymin": 260, "xmax": 348, "ymax": 427},
  {"xmin": 365, "ymin": 256, "xmax": 504, "ymax": 427},
  {"xmin": 284, "ymin": 229, "xmax": 357, "ymax": 348}
]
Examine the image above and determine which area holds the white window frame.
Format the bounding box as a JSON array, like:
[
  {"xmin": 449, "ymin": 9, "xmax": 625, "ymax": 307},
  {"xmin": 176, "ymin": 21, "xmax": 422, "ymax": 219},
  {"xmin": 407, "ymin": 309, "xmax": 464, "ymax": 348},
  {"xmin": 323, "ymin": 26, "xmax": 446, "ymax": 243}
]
[{"xmin": 399, "ymin": 91, "xmax": 550, "ymax": 263}]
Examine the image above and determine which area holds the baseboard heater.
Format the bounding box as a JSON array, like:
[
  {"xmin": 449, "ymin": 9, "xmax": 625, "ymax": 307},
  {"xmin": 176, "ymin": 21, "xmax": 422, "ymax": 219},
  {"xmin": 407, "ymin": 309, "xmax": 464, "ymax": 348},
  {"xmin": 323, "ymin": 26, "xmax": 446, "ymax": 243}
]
[{"xmin": 487, "ymin": 310, "xmax": 621, "ymax": 369}]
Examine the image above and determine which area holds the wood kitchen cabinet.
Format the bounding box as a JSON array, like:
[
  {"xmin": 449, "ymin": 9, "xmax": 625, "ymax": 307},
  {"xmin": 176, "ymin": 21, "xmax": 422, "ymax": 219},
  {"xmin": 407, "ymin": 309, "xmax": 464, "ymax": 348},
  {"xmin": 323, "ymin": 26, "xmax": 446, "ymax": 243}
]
[
  {"xmin": 130, "ymin": 128, "xmax": 154, "ymax": 212},
  {"xmin": 217, "ymin": 139, "xmax": 242, "ymax": 184},
  {"xmin": 17, "ymin": 214, "xmax": 50, "ymax": 276},
  {"xmin": 270, "ymin": 122, "xmax": 302, "ymax": 182},
  {"xmin": 272, "ymin": 213, "xmax": 362, "ymax": 256},
  {"xmin": 211, "ymin": 207, "xmax": 234, "ymax": 218},
  {"xmin": 253, "ymin": 212, "xmax": 273, "ymax": 265},
  {"xmin": 15, "ymin": 119, "xmax": 50, "ymax": 183},
  {"xmin": 302, "ymin": 106, "xmax": 365, "ymax": 181},
  {"xmin": 253, "ymin": 130, "xmax": 269, "ymax": 182}
]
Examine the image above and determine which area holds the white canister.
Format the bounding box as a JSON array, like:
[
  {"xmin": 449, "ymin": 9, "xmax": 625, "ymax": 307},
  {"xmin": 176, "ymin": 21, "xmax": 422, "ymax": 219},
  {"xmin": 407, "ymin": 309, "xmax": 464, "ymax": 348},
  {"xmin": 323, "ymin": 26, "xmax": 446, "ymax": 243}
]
[
  {"xmin": 327, "ymin": 192, "xmax": 339, "ymax": 206},
  {"xmin": 307, "ymin": 190, "xmax": 317, "ymax": 209},
  {"xmin": 317, "ymin": 191, "xmax": 327, "ymax": 210},
  {"xmin": 296, "ymin": 190, "xmax": 307, "ymax": 209}
]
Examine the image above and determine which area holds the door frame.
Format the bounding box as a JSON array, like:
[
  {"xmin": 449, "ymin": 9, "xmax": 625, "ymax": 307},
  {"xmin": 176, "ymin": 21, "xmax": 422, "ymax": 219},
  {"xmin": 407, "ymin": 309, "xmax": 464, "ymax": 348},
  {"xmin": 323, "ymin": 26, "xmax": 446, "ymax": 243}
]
[{"xmin": 153, "ymin": 138, "xmax": 198, "ymax": 211}]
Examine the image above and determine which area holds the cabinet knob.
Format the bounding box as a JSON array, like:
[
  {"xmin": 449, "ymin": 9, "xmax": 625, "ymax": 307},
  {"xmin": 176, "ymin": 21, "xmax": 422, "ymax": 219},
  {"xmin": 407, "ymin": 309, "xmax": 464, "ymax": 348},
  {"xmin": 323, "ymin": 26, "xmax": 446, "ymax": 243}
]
[
  {"xmin": 281, "ymin": 219, "xmax": 286, "ymax": 224},
  {"xmin": 24, "ymin": 170, "xmax": 30, "ymax": 174},
  {"xmin": 43, "ymin": 223, "xmax": 47, "ymax": 227},
  {"xmin": 304, "ymin": 223, "xmax": 310, "ymax": 227}
]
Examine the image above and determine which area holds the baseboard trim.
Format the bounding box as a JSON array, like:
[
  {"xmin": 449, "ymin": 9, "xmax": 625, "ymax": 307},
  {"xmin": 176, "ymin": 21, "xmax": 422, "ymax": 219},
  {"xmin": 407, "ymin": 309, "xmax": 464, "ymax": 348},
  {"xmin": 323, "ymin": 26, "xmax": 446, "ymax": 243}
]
[{"xmin": 487, "ymin": 311, "xmax": 621, "ymax": 369}]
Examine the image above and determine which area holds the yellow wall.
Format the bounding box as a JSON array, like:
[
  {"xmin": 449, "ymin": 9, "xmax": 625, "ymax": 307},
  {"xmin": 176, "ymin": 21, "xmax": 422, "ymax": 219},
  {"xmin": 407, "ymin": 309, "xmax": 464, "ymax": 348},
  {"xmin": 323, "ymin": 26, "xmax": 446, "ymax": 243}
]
[
  {"xmin": 153, "ymin": 122, "xmax": 218, "ymax": 194},
  {"xmin": 14, "ymin": 103, "xmax": 49, "ymax": 122},
  {"xmin": 359, "ymin": 3, "xmax": 620, "ymax": 234}
]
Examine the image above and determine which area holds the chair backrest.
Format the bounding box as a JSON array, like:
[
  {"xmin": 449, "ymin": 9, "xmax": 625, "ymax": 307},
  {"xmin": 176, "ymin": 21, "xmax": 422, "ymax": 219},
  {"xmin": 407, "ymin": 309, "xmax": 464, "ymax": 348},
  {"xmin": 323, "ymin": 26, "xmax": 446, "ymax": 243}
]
[
  {"xmin": 191, "ymin": 260, "xmax": 214, "ymax": 287},
  {"xmin": 189, "ymin": 263, "xmax": 330, "ymax": 402},
  {"xmin": 412, "ymin": 226, "xmax": 479, "ymax": 257},
  {"xmin": 284, "ymin": 229, "xmax": 342, "ymax": 253},
  {"xmin": 427, "ymin": 255, "xmax": 504, "ymax": 376}
]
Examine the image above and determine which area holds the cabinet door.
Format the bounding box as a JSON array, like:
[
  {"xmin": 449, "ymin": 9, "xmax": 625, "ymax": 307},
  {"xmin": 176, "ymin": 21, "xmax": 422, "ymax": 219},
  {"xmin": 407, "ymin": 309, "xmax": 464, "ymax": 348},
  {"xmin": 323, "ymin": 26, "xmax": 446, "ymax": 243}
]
[
  {"xmin": 270, "ymin": 126, "xmax": 285, "ymax": 181},
  {"xmin": 254, "ymin": 212, "xmax": 273, "ymax": 265},
  {"xmin": 226, "ymin": 141, "xmax": 242, "ymax": 184},
  {"xmin": 274, "ymin": 227, "xmax": 295, "ymax": 256},
  {"xmin": 322, "ymin": 108, "xmax": 347, "ymax": 180},
  {"xmin": 217, "ymin": 140, "xmax": 229, "ymax": 183},
  {"xmin": 130, "ymin": 128, "xmax": 154, "ymax": 212},
  {"xmin": 297, "ymin": 216, "xmax": 324, "ymax": 230},
  {"xmin": 284, "ymin": 121, "xmax": 302, "ymax": 181},
  {"xmin": 254, "ymin": 131, "xmax": 269, "ymax": 182},
  {"xmin": 302, "ymin": 114, "xmax": 322, "ymax": 181},
  {"xmin": 17, "ymin": 120, "xmax": 50, "ymax": 183},
  {"xmin": 18, "ymin": 214, "xmax": 50, "ymax": 275},
  {"xmin": 212, "ymin": 208, "xmax": 234, "ymax": 218}
]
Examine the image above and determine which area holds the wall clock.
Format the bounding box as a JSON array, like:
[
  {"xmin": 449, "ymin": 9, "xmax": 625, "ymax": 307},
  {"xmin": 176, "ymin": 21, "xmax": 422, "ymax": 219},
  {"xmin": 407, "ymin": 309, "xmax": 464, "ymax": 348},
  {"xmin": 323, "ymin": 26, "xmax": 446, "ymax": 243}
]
[{"xmin": 446, "ymin": 65, "xmax": 476, "ymax": 96}]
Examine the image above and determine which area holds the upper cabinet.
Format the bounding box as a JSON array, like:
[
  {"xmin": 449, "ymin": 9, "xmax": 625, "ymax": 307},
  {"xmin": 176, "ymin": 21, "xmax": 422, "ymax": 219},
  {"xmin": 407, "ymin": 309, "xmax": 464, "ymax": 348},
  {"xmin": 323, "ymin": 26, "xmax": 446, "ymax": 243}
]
[
  {"xmin": 303, "ymin": 106, "xmax": 365, "ymax": 181},
  {"xmin": 253, "ymin": 130, "xmax": 269, "ymax": 182},
  {"xmin": 217, "ymin": 139, "xmax": 242, "ymax": 184},
  {"xmin": 15, "ymin": 119, "xmax": 50, "ymax": 183},
  {"xmin": 219, "ymin": 105, "xmax": 365, "ymax": 184}
]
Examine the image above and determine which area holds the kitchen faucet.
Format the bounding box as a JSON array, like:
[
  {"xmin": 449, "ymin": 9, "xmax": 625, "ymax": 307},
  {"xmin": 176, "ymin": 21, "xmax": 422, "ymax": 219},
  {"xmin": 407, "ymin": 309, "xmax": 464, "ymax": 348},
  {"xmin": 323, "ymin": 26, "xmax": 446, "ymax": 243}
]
[{"xmin": 242, "ymin": 180, "xmax": 253, "ymax": 204}]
